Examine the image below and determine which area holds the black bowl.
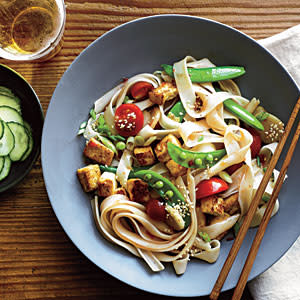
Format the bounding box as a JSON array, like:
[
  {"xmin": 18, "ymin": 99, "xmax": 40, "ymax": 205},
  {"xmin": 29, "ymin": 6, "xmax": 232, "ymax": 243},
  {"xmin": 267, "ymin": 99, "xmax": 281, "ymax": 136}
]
[{"xmin": 0, "ymin": 64, "xmax": 44, "ymax": 192}]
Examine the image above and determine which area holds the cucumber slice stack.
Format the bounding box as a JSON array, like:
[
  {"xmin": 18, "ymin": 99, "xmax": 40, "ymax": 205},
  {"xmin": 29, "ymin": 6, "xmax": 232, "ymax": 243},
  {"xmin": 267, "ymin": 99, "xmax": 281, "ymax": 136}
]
[{"xmin": 0, "ymin": 87, "xmax": 33, "ymax": 181}]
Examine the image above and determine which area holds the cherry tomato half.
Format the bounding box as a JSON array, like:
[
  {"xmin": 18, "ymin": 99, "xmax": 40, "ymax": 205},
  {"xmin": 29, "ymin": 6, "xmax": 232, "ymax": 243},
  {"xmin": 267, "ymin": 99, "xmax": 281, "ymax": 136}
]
[
  {"xmin": 196, "ymin": 177, "xmax": 229, "ymax": 200},
  {"xmin": 247, "ymin": 127, "xmax": 262, "ymax": 158},
  {"xmin": 146, "ymin": 199, "xmax": 166, "ymax": 222},
  {"xmin": 130, "ymin": 81, "xmax": 153, "ymax": 100},
  {"xmin": 114, "ymin": 104, "xmax": 144, "ymax": 137}
]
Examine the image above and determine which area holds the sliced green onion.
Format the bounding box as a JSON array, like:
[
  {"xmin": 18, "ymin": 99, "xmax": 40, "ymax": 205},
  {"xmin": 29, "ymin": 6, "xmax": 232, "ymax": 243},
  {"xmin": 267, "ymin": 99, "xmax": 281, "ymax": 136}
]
[
  {"xmin": 77, "ymin": 121, "xmax": 87, "ymax": 135},
  {"xmin": 256, "ymin": 156, "xmax": 261, "ymax": 167},
  {"xmin": 77, "ymin": 129, "xmax": 85, "ymax": 135},
  {"xmin": 123, "ymin": 96, "xmax": 134, "ymax": 104},
  {"xmin": 114, "ymin": 135, "xmax": 126, "ymax": 142},
  {"xmin": 144, "ymin": 136, "xmax": 157, "ymax": 146},
  {"xmin": 233, "ymin": 221, "xmax": 241, "ymax": 237},
  {"xmin": 90, "ymin": 108, "xmax": 96, "ymax": 120},
  {"xmin": 218, "ymin": 171, "xmax": 232, "ymax": 184},
  {"xmin": 198, "ymin": 136, "xmax": 204, "ymax": 142},
  {"xmin": 262, "ymin": 194, "xmax": 270, "ymax": 203},
  {"xmin": 126, "ymin": 136, "xmax": 135, "ymax": 151},
  {"xmin": 198, "ymin": 231, "xmax": 211, "ymax": 243},
  {"xmin": 256, "ymin": 111, "xmax": 270, "ymax": 121}
]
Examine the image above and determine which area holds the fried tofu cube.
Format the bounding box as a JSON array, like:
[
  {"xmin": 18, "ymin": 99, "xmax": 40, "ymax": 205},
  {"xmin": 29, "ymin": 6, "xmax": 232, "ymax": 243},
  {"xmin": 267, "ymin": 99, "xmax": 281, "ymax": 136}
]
[
  {"xmin": 200, "ymin": 195, "xmax": 224, "ymax": 216},
  {"xmin": 210, "ymin": 213, "xmax": 231, "ymax": 240},
  {"xmin": 223, "ymin": 193, "xmax": 240, "ymax": 215},
  {"xmin": 114, "ymin": 187, "xmax": 127, "ymax": 196},
  {"xmin": 196, "ymin": 206, "xmax": 207, "ymax": 227},
  {"xmin": 97, "ymin": 172, "xmax": 117, "ymax": 197},
  {"xmin": 165, "ymin": 159, "xmax": 187, "ymax": 177},
  {"xmin": 133, "ymin": 146, "xmax": 156, "ymax": 166},
  {"xmin": 83, "ymin": 137, "xmax": 114, "ymax": 165},
  {"xmin": 77, "ymin": 164, "xmax": 101, "ymax": 192},
  {"xmin": 154, "ymin": 134, "xmax": 181, "ymax": 163},
  {"xmin": 127, "ymin": 178, "xmax": 150, "ymax": 203},
  {"xmin": 149, "ymin": 82, "xmax": 178, "ymax": 105}
]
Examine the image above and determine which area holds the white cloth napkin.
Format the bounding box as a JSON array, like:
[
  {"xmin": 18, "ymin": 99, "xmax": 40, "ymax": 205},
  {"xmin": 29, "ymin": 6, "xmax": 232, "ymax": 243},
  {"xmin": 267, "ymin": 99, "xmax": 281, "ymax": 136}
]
[{"xmin": 247, "ymin": 25, "xmax": 300, "ymax": 300}]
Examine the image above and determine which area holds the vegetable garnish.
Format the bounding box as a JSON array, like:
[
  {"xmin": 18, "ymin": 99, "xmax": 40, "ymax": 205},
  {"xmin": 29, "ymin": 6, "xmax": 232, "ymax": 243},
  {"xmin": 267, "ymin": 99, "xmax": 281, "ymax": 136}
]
[
  {"xmin": 77, "ymin": 121, "xmax": 87, "ymax": 135},
  {"xmin": 198, "ymin": 231, "xmax": 211, "ymax": 243},
  {"xmin": 162, "ymin": 64, "xmax": 245, "ymax": 82},
  {"xmin": 233, "ymin": 221, "xmax": 241, "ymax": 237},
  {"xmin": 89, "ymin": 108, "xmax": 96, "ymax": 120},
  {"xmin": 215, "ymin": 88, "xmax": 264, "ymax": 131},
  {"xmin": 167, "ymin": 142, "xmax": 226, "ymax": 169},
  {"xmin": 114, "ymin": 104, "xmax": 144, "ymax": 137},
  {"xmin": 256, "ymin": 156, "xmax": 261, "ymax": 167},
  {"xmin": 97, "ymin": 115, "xmax": 125, "ymax": 141},
  {"xmin": 262, "ymin": 194, "xmax": 270, "ymax": 203},
  {"xmin": 223, "ymin": 99, "xmax": 264, "ymax": 131},
  {"xmin": 146, "ymin": 199, "xmax": 167, "ymax": 221},
  {"xmin": 196, "ymin": 177, "xmax": 229, "ymax": 200},
  {"xmin": 248, "ymin": 127, "xmax": 262, "ymax": 158},
  {"xmin": 130, "ymin": 81, "xmax": 153, "ymax": 100},
  {"xmin": 218, "ymin": 171, "xmax": 232, "ymax": 184},
  {"xmin": 256, "ymin": 111, "xmax": 270, "ymax": 121},
  {"xmin": 167, "ymin": 100, "xmax": 186, "ymax": 122}
]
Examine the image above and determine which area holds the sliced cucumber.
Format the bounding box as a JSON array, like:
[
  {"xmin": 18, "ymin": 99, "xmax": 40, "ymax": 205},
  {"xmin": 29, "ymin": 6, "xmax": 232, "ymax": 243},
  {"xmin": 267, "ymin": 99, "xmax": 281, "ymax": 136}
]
[
  {"xmin": 0, "ymin": 86, "xmax": 16, "ymax": 98},
  {"xmin": 21, "ymin": 122, "xmax": 33, "ymax": 161},
  {"xmin": 0, "ymin": 156, "xmax": 4, "ymax": 174},
  {"xmin": 0, "ymin": 156, "xmax": 11, "ymax": 181},
  {"xmin": 0, "ymin": 95, "xmax": 21, "ymax": 113},
  {"xmin": 0, "ymin": 121, "xmax": 4, "ymax": 139},
  {"xmin": 0, "ymin": 106, "xmax": 23, "ymax": 124},
  {"xmin": 0, "ymin": 121, "xmax": 15, "ymax": 156},
  {"xmin": 7, "ymin": 122, "xmax": 29, "ymax": 161}
]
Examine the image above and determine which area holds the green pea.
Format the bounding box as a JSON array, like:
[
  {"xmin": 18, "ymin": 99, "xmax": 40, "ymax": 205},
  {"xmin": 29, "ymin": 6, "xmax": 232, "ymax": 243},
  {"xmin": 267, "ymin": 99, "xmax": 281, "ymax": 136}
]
[
  {"xmin": 206, "ymin": 153, "xmax": 214, "ymax": 162},
  {"xmin": 144, "ymin": 174, "xmax": 152, "ymax": 181},
  {"xmin": 134, "ymin": 135, "xmax": 145, "ymax": 146},
  {"xmin": 154, "ymin": 180, "xmax": 164, "ymax": 189},
  {"xmin": 116, "ymin": 141, "xmax": 126, "ymax": 151},
  {"xmin": 194, "ymin": 158, "xmax": 202, "ymax": 167},
  {"xmin": 165, "ymin": 190, "xmax": 174, "ymax": 199},
  {"xmin": 179, "ymin": 152, "xmax": 187, "ymax": 160}
]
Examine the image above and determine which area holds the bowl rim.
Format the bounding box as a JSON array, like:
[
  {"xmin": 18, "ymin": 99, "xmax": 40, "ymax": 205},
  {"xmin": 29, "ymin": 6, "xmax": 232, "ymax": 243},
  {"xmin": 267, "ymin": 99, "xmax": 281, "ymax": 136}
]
[
  {"xmin": 0, "ymin": 64, "xmax": 44, "ymax": 192},
  {"xmin": 42, "ymin": 14, "xmax": 300, "ymax": 296}
]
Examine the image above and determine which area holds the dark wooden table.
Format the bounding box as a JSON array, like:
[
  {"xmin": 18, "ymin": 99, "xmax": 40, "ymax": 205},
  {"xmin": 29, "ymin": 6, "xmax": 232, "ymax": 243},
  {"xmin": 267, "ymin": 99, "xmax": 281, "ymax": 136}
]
[{"xmin": 1, "ymin": 1, "xmax": 300, "ymax": 299}]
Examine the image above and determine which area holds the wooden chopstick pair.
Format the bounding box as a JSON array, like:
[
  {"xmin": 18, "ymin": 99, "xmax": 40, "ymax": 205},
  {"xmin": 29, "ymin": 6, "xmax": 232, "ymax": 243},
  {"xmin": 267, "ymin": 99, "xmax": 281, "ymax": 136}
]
[{"xmin": 209, "ymin": 96, "xmax": 300, "ymax": 300}]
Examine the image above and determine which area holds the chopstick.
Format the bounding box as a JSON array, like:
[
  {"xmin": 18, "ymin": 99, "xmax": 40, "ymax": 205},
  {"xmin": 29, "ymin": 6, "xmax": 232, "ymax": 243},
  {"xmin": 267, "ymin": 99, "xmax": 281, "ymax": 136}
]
[
  {"xmin": 209, "ymin": 96, "xmax": 300, "ymax": 300},
  {"xmin": 231, "ymin": 102, "xmax": 300, "ymax": 299}
]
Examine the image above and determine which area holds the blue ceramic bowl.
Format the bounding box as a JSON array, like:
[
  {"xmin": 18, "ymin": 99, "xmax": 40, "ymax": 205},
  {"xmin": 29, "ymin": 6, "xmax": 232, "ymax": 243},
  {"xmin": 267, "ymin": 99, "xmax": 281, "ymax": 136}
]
[
  {"xmin": 41, "ymin": 15, "xmax": 300, "ymax": 297},
  {"xmin": 0, "ymin": 64, "xmax": 43, "ymax": 193}
]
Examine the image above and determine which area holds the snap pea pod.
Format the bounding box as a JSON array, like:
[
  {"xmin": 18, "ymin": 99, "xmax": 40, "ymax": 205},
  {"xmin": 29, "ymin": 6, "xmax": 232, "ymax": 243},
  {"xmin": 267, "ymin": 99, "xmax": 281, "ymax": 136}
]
[
  {"xmin": 98, "ymin": 136, "xmax": 117, "ymax": 154},
  {"xmin": 162, "ymin": 64, "xmax": 245, "ymax": 83},
  {"xmin": 215, "ymin": 88, "xmax": 264, "ymax": 131},
  {"xmin": 167, "ymin": 143, "xmax": 226, "ymax": 169},
  {"xmin": 224, "ymin": 99, "xmax": 264, "ymax": 131},
  {"xmin": 99, "ymin": 165, "xmax": 150, "ymax": 178},
  {"xmin": 134, "ymin": 170, "xmax": 191, "ymax": 229},
  {"xmin": 167, "ymin": 101, "xmax": 186, "ymax": 122}
]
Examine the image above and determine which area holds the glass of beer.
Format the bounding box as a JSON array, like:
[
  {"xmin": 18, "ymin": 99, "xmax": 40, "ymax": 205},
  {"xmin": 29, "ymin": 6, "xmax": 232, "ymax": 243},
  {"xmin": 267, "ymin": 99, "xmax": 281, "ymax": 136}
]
[{"xmin": 0, "ymin": 0, "xmax": 66, "ymax": 62}]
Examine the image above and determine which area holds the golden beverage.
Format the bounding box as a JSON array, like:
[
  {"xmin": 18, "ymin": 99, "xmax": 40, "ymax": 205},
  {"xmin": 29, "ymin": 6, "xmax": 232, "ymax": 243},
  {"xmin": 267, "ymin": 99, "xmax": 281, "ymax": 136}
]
[{"xmin": 0, "ymin": 0, "xmax": 65, "ymax": 61}]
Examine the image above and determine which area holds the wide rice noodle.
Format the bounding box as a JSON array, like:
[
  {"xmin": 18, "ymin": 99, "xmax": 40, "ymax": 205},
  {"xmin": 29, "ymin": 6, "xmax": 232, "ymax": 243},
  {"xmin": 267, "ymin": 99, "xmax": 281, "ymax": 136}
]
[{"xmin": 83, "ymin": 56, "xmax": 284, "ymax": 275}]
